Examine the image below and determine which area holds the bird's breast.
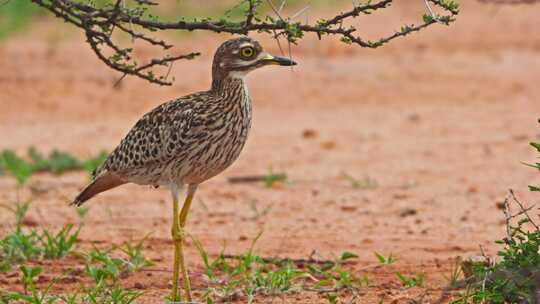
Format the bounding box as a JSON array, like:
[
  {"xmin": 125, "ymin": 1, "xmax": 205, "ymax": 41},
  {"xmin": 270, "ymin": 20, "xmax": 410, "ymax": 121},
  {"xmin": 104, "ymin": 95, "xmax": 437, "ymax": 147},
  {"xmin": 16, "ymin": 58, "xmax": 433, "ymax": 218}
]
[{"xmin": 178, "ymin": 94, "xmax": 252, "ymax": 184}]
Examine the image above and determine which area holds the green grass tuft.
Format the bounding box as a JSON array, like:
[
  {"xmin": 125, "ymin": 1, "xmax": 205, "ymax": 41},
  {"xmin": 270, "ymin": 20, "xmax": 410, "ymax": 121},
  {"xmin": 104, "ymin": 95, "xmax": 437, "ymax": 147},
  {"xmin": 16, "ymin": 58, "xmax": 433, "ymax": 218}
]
[
  {"xmin": 0, "ymin": 207, "xmax": 150, "ymax": 303},
  {"xmin": 0, "ymin": 148, "xmax": 108, "ymax": 187},
  {"xmin": 343, "ymin": 173, "xmax": 379, "ymax": 190},
  {"xmin": 84, "ymin": 239, "xmax": 154, "ymax": 284},
  {"xmin": 0, "ymin": 203, "xmax": 80, "ymax": 272},
  {"xmin": 193, "ymin": 233, "xmax": 365, "ymax": 303}
]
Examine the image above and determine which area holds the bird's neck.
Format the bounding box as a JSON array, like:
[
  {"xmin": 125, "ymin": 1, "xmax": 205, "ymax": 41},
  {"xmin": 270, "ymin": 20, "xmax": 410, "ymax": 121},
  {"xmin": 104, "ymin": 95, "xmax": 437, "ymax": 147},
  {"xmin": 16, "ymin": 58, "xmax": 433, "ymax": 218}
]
[{"xmin": 211, "ymin": 76, "xmax": 248, "ymax": 99}]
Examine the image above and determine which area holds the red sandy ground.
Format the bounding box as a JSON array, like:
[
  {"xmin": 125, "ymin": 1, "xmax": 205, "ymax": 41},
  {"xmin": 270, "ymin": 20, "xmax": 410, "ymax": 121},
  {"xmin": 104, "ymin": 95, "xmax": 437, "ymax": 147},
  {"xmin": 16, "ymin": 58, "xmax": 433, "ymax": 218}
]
[{"xmin": 1, "ymin": 1, "xmax": 540, "ymax": 303}]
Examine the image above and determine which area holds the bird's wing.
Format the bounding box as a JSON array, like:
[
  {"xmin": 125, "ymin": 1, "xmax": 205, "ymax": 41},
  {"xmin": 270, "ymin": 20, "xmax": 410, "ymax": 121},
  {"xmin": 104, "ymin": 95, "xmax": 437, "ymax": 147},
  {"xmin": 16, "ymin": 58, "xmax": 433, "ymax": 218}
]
[{"xmin": 93, "ymin": 92, "xmax": 209, "ymax": 182}]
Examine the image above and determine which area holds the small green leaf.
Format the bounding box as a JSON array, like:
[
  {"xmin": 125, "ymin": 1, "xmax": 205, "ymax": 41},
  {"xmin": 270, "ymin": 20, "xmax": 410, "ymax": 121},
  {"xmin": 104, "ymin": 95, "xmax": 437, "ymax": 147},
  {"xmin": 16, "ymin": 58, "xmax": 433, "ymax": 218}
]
[
  {"xmin": 531, "ymin": 142, "xmax": 540, "ymax": 153},
  {"xmin": 422, "ymin": 13, "xmax": 434, "ymax": 23},
  {"xmin": 340, "ymin": 251, "xmax": 359, "ymax": 261},
  {"xmin": 374, "ymin": 251, "xmax": 386, "ymax": 264}
]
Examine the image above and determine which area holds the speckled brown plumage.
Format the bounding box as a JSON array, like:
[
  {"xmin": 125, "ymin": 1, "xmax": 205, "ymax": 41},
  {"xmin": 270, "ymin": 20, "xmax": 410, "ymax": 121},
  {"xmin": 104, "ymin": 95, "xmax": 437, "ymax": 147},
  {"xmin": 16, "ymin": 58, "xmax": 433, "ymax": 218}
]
[
  {"xmin": 72, "ymin": 36, "xmax": 295, "ymax": 205},
  {"xmin": 100, "ymin": 79, "xmax": 250, "ymax": 185}
]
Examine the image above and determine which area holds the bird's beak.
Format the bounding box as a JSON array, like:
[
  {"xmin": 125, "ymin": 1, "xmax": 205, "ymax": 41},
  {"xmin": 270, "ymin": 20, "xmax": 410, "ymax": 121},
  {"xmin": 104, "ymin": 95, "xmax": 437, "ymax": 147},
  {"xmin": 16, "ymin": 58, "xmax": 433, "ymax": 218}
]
[{"xmin": 259, "ymin": 54, "xmax": 297, "ymax": 66}]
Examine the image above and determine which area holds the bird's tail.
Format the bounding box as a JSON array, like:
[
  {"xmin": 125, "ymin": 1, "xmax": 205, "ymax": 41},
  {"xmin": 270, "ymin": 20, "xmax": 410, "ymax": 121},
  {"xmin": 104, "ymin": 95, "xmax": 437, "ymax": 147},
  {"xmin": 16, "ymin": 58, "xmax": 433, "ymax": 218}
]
[{"xmin": 72, "ymin": 172, "xmax": 125, "ymax": 206}]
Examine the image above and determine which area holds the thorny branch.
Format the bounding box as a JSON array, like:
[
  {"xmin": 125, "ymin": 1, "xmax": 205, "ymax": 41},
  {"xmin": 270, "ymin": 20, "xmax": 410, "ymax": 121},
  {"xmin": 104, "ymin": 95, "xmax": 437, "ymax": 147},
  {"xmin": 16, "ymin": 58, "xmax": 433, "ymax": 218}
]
[{"xmin": 30, "ymin": 0, "xmax": 459, "ymax": 85}]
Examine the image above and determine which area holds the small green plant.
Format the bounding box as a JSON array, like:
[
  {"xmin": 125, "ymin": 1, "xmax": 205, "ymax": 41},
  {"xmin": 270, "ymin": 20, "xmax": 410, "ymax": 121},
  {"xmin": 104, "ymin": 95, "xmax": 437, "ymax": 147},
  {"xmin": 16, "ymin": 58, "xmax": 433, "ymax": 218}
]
[
  {"xmin": 0, "ymin": 206, "xmax": 148, "ymax": 303},
  {"xmin": 1, "ymin": 265, "xmax": 58, "ymax": 304},
  {"xmin": 444, "ymin": 257, "xmax": 464, "ymax": 289},
  {"xmin": 80, "ymin": 240, "xmax": 151, "ymax": 302},
  {"xmin": 0, "ymin": 203, "xmax": 41, "ymax": 271},
  {"xmin": 0, "ymin": 148, "xmax": 108, "ymax": 180},
  {"xmin": 0, "ymin": 264, "xmax": 143, "ymax": 304},
  {"xmin": 243, "ymin": 260, "xmax": 304, "ymax": 302},
  {"xmin": 118, "ymin": 237, "xmax": 154, "ymax": 273},
  {"xmin": 0, "ymin": 203, "xmax": 80, "ymax": 272},
  {"xmin": 85, "ymin": 246, "xmax": 127, "ymax": 284},
  {"xmin": 0, "ymin": 150, "xmax": 33, "ymax": 187},
  {"xmin": 325, "ymin": 292, "xmax": 338, "ymax": 304},
  {"xmin": 57, "ymin": 293, "xmax": 79, "ymax": 304},
  {"xmin": 193, "ymin": 233, "xmax": 364, "ymax": 304},
  {"xmin": 13, "ymin": 202, "xmax": 31, "ymax": 232},
  {"xmin": 451, "ymin": 191, "xmax": 540, "ymax": 303},
  {"xmin": 263, "ymin": 168, "xmax": 288, "ymax": 188},
  {"xmin": 450, "ymin": 123, "xmax": 540, "ymax": 303},
  {"xmin": 374, "ymin": 252, "xmax": 396, "ymax": 265},
  {"xmin": 20, "ymin": 265, "xmax": 43, "ymax": 293},
  {"xmin": 343, "ymin": 173, "xmax": 379, "ymax": 190},
  {"xmin": 84, "ymin": 239, "xmax": 153, "ymax": 284},
  {"xmin": 80, "ymin": 281, "xmax": 143, "ymax": 304},
  {"xmin": 38, "ymin": 224, "xmax": 80, "ymax": 259},
  {"xmin": 395, "ymin": 272, "xmax": 424, "ymax": 289},
  {"xmin": 28, "ymin": 147, "xmax": 108, "ymax": 175}
]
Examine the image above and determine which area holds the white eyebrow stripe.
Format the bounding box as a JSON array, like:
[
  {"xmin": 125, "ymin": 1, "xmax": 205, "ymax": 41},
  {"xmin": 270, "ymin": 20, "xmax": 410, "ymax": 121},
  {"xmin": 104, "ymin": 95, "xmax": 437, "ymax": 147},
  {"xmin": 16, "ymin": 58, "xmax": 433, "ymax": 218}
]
[{"xmin": 239, "ymin": 43, "xmax": 254, "ymax": 48}]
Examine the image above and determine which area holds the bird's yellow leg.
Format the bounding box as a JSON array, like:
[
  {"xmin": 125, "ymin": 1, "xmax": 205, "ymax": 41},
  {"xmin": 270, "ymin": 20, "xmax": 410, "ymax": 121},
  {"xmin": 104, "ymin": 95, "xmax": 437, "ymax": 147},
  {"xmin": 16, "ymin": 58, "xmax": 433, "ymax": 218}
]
[
  {"xmin": 170, "ymin": 189, "xmax": 182, "ymax": 302},
  {"xmin": 177, "ymin": 184, "xmax": 197, "ymax": 302}
]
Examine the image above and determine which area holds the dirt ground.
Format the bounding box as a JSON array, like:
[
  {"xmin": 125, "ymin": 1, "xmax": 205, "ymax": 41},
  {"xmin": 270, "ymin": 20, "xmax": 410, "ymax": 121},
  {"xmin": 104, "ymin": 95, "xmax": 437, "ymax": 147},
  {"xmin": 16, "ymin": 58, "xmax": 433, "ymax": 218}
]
[{"xmin": 2, "ymin": 1, "xmax": 540, "ymax": 303}]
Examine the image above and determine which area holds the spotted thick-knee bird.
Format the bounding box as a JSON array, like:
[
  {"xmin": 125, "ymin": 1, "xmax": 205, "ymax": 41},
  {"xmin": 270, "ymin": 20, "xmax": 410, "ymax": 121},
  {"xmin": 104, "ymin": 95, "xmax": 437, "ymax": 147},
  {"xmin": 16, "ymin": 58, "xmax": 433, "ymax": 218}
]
[{"xmin": 71, "ymin": 37, "xmax": 296, "ymax": 302}]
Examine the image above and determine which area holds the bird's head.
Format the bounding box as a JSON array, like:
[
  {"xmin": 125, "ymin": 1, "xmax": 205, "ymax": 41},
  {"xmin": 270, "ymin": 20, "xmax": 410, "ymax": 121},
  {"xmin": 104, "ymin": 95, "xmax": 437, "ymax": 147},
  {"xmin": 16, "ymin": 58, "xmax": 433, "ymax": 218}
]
[{"xmin": 212, "ymin": 37, "xmax": 296, "ymax": 83}]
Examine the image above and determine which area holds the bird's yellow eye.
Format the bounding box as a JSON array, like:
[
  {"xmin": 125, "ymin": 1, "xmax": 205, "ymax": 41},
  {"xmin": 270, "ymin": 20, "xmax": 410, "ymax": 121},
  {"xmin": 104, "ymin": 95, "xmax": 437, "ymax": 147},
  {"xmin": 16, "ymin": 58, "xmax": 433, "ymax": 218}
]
[{"xmin": 240, "ymin": 47, "xmax": 255, "ymax": 58}]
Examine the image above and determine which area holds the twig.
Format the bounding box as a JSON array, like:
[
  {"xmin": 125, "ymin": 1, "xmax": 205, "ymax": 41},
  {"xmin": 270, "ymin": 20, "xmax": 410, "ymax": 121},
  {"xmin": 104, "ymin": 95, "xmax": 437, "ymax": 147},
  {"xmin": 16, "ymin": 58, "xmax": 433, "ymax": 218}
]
[
  {"xmin": 290, "ymin": 5, "xmax": 310, "ymax": 20},
  {"xmin": 509, "ymin": 189, "xmax": 539, "ymax": 230},
  {"xmin": 502, "ymin": 196, "xmax": 513, "ymax": 240},
  {"xmin": 134, "ymin": 0, "xmax": 157, "ymax": 5},
  {"xmin": 227, "ymin": 174, "xmax": 286, "ymax": 184},
  {"xmin": 244, "ymin": 0, "xmax": 259, "ymax": 28},
  {"xmin": 424, "ymin": 0, "xmax": 443, "ymax": 24},
  {"xmin": 278, "ymin": 0, "xmax": 286, "ymax": 14}
]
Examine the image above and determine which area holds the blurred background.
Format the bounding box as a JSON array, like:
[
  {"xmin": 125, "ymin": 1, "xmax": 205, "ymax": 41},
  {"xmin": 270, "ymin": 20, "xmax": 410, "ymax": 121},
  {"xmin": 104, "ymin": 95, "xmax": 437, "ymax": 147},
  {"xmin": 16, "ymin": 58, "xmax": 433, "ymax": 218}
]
[{"xmin": 1, "ymin": 0, "xmax": 540, "ymax": 302}]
